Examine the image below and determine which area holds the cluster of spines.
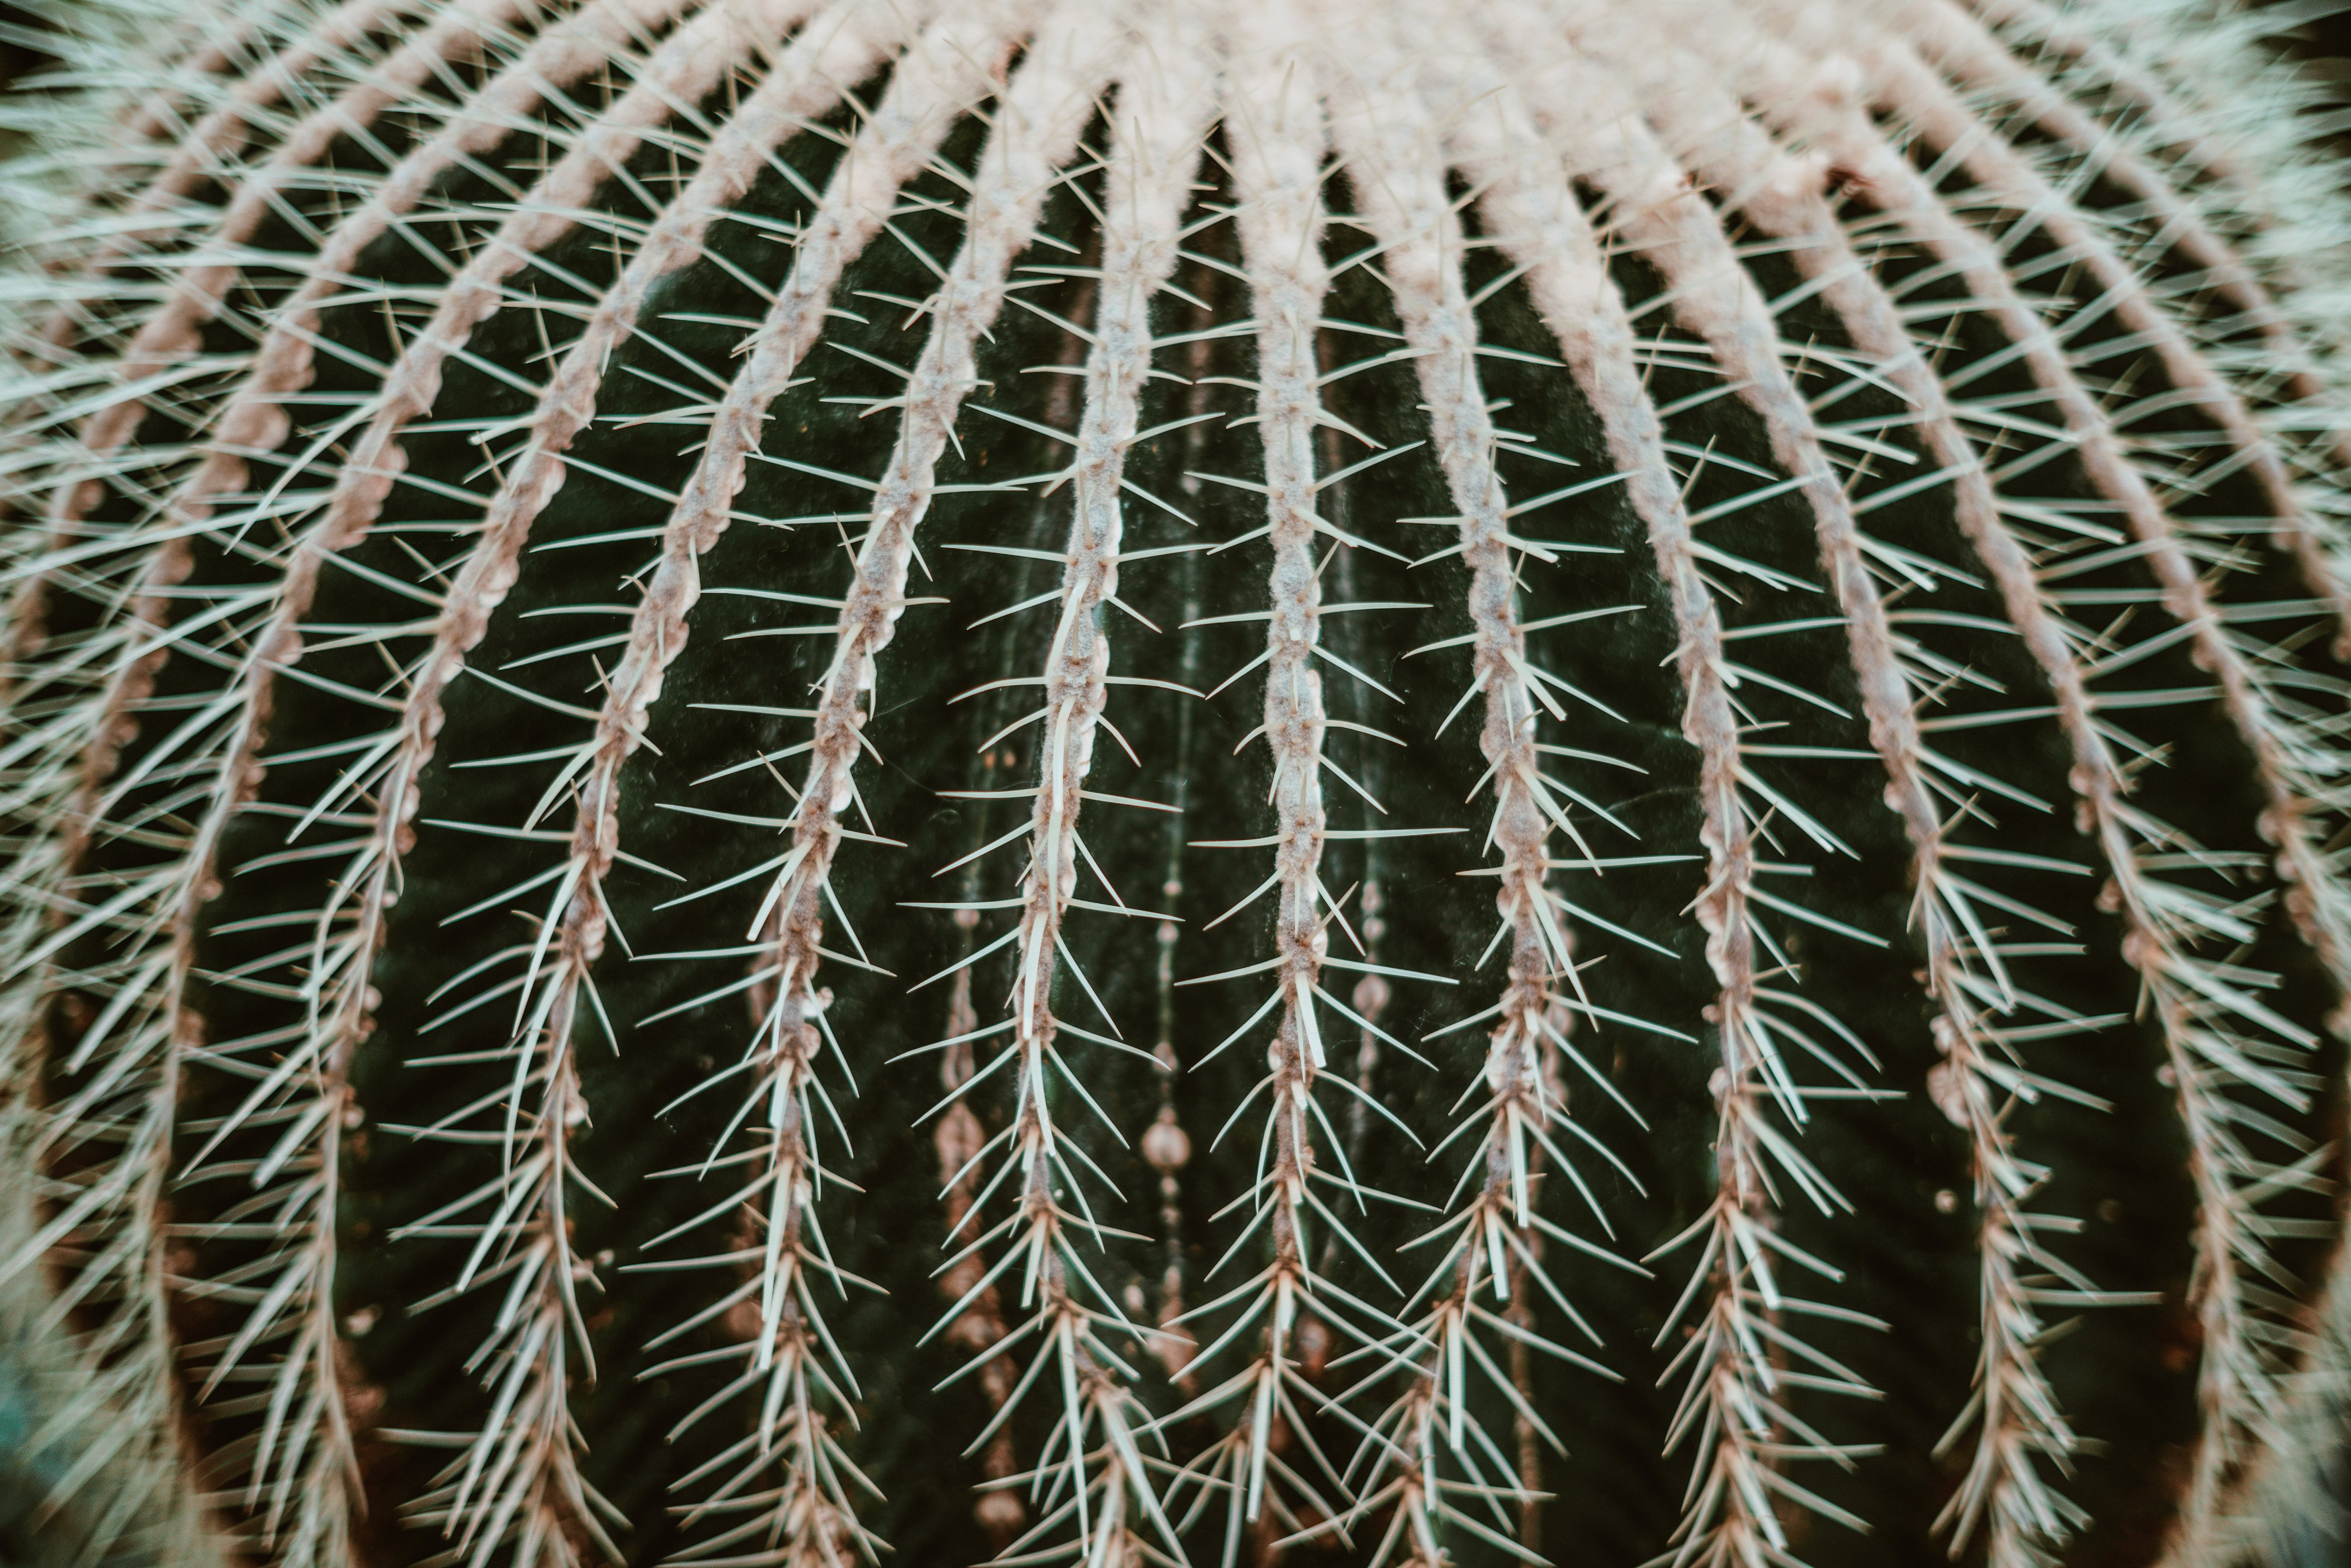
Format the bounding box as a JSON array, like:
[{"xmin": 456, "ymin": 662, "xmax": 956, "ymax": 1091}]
[
  {"xmin": 773, "ymin": 8, "xmax": 1173, "ymax": 1564},
  {"xmin": 2013, "ymin": 5, "xmax": 2351, "ymax": 1548},
  {"xmin": 1718, "ymin": 12, "xmax": 2351, "ymax": 1563},
  {"xmin": 6, "ymin": 0, "xmax": 2351, "ymax": 1566},
  {"xmin": 1, "ymin": 0, "xmax": 938, "ymax": 1559},
  {"xmin": 1675, "ymin": 83, "xmax": 2126, "ymax": 1568},
  {"xmin": 0, "ymin": 0, "xmax": 530, "ymax": 1538},
  {"xmin": 1733, "ymin": 6, "xmax": 2351, "ymax": 1548}
]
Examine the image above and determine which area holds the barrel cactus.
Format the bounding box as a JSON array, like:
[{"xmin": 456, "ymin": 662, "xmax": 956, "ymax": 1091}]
[{"xmin": 10, "ymin": 1, "xmax": 2351, "ymax": 1565}]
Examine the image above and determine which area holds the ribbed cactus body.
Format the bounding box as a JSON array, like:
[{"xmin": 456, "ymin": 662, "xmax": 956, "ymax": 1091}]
[{"xmin": 6, "ymin": 2, "xmax": 2351, "ymax": 1566}]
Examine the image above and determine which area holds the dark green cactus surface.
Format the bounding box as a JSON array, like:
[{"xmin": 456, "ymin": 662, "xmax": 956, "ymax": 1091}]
[{"xmin": 7, "ymin": 3, "xmax": 2351, "ymax": 1567}]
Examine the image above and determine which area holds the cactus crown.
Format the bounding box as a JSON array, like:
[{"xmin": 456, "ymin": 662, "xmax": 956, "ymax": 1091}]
[{"xmin": 7, "ymin": 2, "xmax": 2351, "ymax": 1566}]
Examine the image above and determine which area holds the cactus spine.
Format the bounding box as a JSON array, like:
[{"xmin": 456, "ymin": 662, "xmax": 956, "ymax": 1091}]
[{"xmin": 6, "ymin": 2, "xmax": 2351, "ymax": 1566}]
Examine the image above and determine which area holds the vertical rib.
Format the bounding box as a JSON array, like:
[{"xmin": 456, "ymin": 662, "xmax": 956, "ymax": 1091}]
[
  {"xmin": 1203, "ymin": 6, "xmax": 1354, "ymax": 1542},
  {"xmin": 643, "ymin": 3, "xmax": 1134, "ymax": 1555},
  {"xmin": 626, "ymin": 17, "xmax": 1039, "ymax": 1450},
  {"xmin": 392, "ymin": 890, "xmax": 619, "ymax": 1566},
  {"xmin": 928, "ymin": 22, "xmax": 1212, "ymax": 1560},
  {"xmin": 349, "ymin": 4, "xmax": 940, "ymax": 1561},
  {"xmin": 1315, "ymin": 9, "xmax": 1633, "ymax": 1559},
  {"xmin": 1163, "ymin": 6, "xmax": 1411, "ymax": 1549},
  {"xmin": 1473, "ymin": 4, "xmax": 1879, "ymax": 1559}
]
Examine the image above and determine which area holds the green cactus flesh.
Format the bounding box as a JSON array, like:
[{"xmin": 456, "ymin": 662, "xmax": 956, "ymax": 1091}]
[{"xmin": 7, "ymin": 2, "xmax": 2351, "ymax": 1566}]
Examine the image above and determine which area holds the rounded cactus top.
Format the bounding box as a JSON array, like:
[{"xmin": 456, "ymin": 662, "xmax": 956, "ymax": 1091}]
[{"xmin": 5, "ymin": 2, "xmax": 2351, "ymax": 1567}]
